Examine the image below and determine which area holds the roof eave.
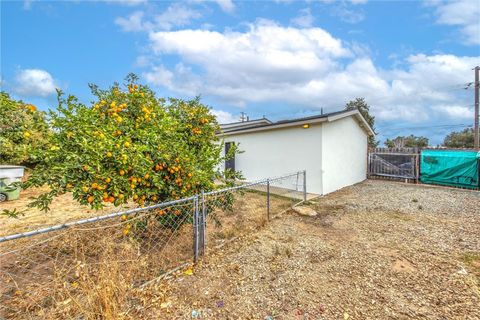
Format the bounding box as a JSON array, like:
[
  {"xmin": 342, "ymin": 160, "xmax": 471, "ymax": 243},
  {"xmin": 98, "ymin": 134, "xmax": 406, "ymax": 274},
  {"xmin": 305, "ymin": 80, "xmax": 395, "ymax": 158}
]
[
  {"xmin": 218, "ymin": 116, "xmax": 328, "ymax": 137},
  {"xmin": 218, "ymin": 109, "xmax": 375, "ymax": 137}
]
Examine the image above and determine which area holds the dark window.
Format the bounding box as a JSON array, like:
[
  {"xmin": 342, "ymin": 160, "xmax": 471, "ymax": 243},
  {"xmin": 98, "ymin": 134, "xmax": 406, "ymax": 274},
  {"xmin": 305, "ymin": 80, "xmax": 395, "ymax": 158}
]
[{"xmin": 225, "ymin": 142, "xmax": 235, "ymax": 172}]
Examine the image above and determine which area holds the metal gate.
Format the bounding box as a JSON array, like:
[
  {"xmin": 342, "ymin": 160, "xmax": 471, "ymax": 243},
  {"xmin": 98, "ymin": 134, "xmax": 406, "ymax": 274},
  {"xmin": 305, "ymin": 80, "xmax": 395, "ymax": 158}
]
[{"xmin": 368, "ymin": 148, "xmax": 419, "ymax": 181}]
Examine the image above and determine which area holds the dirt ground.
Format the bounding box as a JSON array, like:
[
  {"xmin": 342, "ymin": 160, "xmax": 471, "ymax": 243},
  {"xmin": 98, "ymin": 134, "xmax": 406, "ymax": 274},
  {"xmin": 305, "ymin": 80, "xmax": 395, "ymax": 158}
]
[{"xmin": 142, "ymin": 180, "xmax": 480, "ymax": 319}]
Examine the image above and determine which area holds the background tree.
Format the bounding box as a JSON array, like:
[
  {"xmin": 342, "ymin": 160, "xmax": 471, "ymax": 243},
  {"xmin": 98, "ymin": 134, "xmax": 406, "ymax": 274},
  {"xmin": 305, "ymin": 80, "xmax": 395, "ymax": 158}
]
[
  {"xmin": 344, "ymin": 97, "xmax": 378, "ymax": 148},
  {"xmin": 5, "ymin": 75, "xmax": 227, "ymax": 216},
  {"xmin": 443, "ymin": 128, "xmax": 474, "ymax": 148},
  {"xmin": 385, "ymin": 135, "xmax": 429, "ymax": 148},
  {"xmin": 0, "ymin": 92, "xmax": 50, "ymax": 166}
]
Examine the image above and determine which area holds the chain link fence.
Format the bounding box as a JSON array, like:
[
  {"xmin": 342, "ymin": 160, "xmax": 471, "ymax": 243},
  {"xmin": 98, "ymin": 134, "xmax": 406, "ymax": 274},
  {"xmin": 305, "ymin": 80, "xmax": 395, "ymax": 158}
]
[{"xmin": 0, "ymin": 171, "xmax": 305, "ymax": 319}]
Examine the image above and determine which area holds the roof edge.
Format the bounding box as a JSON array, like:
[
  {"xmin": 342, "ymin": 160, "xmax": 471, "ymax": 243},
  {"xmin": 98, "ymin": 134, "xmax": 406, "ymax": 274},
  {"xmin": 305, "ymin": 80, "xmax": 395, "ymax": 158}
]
[
  {"xmin": 219, "ymin": 108, "xmax": 375, "ymax": 137},
  {"xmin": 218, "ymin": 116, "xmax": 328, "ymax": 136}
]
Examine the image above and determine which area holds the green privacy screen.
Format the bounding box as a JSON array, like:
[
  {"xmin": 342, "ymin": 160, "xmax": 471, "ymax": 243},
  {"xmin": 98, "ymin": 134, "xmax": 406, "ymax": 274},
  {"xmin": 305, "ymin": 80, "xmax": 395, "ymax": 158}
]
[{"xmin": 420, "ymin": 150, "xmax": 480, "ymax": 189}]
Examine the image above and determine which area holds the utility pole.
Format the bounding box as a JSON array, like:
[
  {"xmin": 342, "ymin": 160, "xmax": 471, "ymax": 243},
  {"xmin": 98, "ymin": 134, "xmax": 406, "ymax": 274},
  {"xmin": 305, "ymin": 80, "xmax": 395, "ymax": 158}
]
[
  {"xmin": 240, "ymin": 112, "xmax": 247, "ymax": 122},
  {"xmin": 475, "ymin": 66, "xmax": 479, "ymax": 149}
]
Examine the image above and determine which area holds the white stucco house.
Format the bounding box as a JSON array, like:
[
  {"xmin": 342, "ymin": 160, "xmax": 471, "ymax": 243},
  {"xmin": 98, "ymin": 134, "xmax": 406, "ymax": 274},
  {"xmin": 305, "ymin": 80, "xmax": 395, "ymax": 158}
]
[{"xmin": 218, "ymin": 109, "xmax": 375, "ymax": 195}]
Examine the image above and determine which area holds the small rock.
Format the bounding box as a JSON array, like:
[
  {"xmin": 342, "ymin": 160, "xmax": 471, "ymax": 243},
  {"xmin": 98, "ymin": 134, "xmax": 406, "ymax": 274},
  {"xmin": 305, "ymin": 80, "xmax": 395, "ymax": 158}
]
[
  {"xmin": 457, "ymin": 267, "xmax": 468, "ymax": 275},
  {"xmin": 292, "ymin": 206, "xmax": 318, "ymax": 217}
]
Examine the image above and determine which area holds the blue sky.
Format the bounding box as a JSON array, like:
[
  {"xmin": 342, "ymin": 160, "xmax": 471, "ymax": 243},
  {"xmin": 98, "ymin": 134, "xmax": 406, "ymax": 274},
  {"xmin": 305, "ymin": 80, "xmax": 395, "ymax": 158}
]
[{"xmin": 1, "ymin": 0, "xmax": 479, "ymax": 145}]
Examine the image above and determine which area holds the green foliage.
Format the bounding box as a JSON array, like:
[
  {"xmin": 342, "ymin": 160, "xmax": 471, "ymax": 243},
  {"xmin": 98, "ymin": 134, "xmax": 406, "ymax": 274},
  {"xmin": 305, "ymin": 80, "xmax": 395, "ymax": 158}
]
[
  {"xmin": 0, "ymin": 92, "xmax": 50, "ymax": 166},
  {"xmin": 385, "ymin": 135, "xmax": 429, "ymax": 148},
  {"xmin": 6, "ymin": 75, "xmax": 229, "ymax": 214},
  {"xmin": 443, "ymin": 128, "xmax": 474, "ymax": 148},
  {"xmin": 344, "ymin": 97, "xmax": 378, "ymax": 148}
]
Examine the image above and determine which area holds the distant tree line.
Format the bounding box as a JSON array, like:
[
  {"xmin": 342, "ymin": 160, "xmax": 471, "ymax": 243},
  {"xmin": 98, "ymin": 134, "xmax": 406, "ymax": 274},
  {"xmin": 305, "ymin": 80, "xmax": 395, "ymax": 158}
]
[
  {"xmin": 385, "ymin": 135, "xmax": 429, "ymax": 148},
  {"xmin": 382, "ymin": 128, "xmax": 474, "ymax": 149},
  {"xmin": 443, "ymin": 128, "xmax": 474, "ymax": 148},
  {"xmin": 343, "ymin": 97, "xmax": 475, "ymax": 149}
]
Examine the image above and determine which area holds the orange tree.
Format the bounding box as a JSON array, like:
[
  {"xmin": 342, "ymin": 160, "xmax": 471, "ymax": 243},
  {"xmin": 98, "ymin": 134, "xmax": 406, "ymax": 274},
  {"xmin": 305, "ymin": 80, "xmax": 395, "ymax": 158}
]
[
  {"xmin": 0, "ymin": 92, "xmax": 50, "ymax": 166},
  {"xmin": 9, "ymin": 74, "xmax": 230, "ymax": 215}
]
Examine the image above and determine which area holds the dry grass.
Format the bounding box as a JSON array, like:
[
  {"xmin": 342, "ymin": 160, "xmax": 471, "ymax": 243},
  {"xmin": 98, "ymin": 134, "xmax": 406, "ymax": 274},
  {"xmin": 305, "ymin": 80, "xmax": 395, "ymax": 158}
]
[
  {"xmin": 0, "ymin": 186, "xmax": 135, "ymax": 237},
  {"xmin": 0, "ymin": 201, "xmax": 194, "ymax": 319},
  {"xmin": 0, "ymin": 188, "xmax": 294, "ymax": 319},
  {"xmin": 49, "ymin": 238, "xmax": 140, "ymax": 320}
]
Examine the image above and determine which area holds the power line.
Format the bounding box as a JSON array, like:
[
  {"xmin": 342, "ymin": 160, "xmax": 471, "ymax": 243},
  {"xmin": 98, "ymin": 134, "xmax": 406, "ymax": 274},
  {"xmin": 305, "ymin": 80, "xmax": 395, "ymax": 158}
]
[
  {"xmin": 377, "ymin": 124, "xmax": 473, "ymax": 133},
  {"xmin": 378, "ymin": 123, "xmax": 472, "ymax": 130}
]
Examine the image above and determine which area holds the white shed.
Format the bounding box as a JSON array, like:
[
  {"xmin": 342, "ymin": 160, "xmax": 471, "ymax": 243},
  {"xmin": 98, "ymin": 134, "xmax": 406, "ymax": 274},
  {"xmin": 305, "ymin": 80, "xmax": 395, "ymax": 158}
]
[{"xmin": 218, "ymin": 109, "xmax": 375, "ymax": 195}]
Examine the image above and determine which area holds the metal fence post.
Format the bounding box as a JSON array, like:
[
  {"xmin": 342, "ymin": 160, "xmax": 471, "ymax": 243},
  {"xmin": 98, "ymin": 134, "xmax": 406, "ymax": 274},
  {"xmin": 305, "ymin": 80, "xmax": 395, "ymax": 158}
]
[
  {"xmin": 200, "ymin": 190, "xmax": 206, "ymax": 255},
  {"xmin": 193, "ymin": 196, "xmax": 199, "ymax": 263},
  {"xmin": 303, "ymin": 170, "xmax": 307, "ymax": 202},
  {"xmin": 266, "ymin": 179, "xmax": 270, "ymax": 221}
]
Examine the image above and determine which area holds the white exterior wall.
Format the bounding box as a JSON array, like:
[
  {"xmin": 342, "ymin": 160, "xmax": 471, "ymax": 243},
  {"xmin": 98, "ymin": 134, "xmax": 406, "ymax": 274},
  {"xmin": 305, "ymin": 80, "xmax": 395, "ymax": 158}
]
[
  {"xmin": 321, "ymin": 116, "xmax": 368, "ymax": 194},
  {"xmin": 221, "ymin": 124, "xmax": 324, "ymax": 194}
]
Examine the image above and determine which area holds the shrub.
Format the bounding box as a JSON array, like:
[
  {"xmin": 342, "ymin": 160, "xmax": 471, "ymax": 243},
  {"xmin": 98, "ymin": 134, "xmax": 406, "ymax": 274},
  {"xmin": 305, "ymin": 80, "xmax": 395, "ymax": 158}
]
[{"xmin": 0, "ymin": 92, "xmax": 50, "ymax": 166}]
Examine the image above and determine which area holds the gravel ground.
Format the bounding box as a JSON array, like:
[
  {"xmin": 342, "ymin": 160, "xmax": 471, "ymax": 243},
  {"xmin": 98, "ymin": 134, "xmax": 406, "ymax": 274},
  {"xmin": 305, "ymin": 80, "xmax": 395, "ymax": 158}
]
[{"xmin": 138, "ymin": 180, "xmax": 480, "ymax": 319}]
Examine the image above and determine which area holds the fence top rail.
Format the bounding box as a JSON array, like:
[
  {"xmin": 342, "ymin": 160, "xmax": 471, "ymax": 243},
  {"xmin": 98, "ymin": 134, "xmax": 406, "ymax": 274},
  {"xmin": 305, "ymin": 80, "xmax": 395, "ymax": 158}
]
[
  {"xmin": 0, "ymin": 196, "xmax": 198, "ymax": 243},
  {"xmin": 372, "ymin": 147, "xmax": 420, "ymax": 153},
  {"xmin": 204, "ymin": 171, "xmax": 303, "ymax": 196},
  {"xmin": 0, "ymin": 171, "xmax": 304, "ymax": 243}
]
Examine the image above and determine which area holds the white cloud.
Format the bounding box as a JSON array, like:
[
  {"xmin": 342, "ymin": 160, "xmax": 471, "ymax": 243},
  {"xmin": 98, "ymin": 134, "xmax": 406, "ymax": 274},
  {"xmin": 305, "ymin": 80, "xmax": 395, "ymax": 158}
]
[
  {"xmin": 134, "ymin": 55, "xmax": 152, "ymax": 67},
  {"xmin": 430, "ymin": 0, "xmax": 480, "ymax": 45},
  {"xmin": 141, "ymin": 21, "xmax": 479, "ymax": 127},
  {"xmin": 115, "ymin": 4, "xmax": 202, "ymax": 32},
  {"xmin": 214, "ymin": 0, "xmax": 235, "ymax": 13},
  {"xmin": 115, "ymin": 11, "xmax": 145, "ymax": 32},
  {"xmin": 436, "ymin": 105, "xmax": 474, "ymax": 119},
  {"xmin": 291, "ymin": 8, "xmax": 315, "ymax": 28},
  {"xmin": 211, "ymin": 110, "xmax": 237, "ymax": 123},
  {"xmin": 332, "ymin": 5, "xmax": 365, "ymax": 24},
  {"xmin": 143, "ymin": 65, "xmax": 174, "ymax": 87},
  {"xmin": 153, "ymin": 4, "xmax": 202, "ymax": 30},
  {"xmin": 14, "ymin": 69, "xmax": 57, "ymax": 97},
  {"xmin": 349, "ymin": 0, "xmax": 368, "ymax": 4},
  {"xmin": 189, "ymin": 0, "xmax": 235, "ymax": 13}
]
